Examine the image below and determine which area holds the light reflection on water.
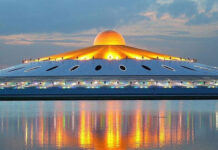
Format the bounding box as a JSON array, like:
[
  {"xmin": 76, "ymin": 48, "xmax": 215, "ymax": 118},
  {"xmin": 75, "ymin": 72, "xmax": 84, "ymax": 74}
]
[{"xmin": 0, "ymin": 100, "xmax": 218, "ymax": 150}]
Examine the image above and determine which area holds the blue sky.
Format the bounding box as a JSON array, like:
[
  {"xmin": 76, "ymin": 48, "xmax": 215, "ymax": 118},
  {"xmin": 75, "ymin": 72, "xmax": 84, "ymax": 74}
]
[{"xmin": 0, "ymin": 0, "xmax": 218, "ymax": 67}]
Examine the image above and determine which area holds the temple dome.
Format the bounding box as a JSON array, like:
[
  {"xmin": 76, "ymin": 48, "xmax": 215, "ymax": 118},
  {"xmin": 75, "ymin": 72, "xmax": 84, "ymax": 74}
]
[
  {"xmin": 93, "ymin": 30, "xmax": 126, "ymax": 45},
  {"xmin": 22, "ymin": 30, "xmax": 194, "ymax": 62}
]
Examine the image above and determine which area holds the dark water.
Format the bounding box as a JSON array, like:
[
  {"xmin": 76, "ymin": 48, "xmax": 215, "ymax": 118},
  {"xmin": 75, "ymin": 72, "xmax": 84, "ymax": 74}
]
[{"xmin": 0, "ymin": 100, "xmax": 218, "ymax": 150}]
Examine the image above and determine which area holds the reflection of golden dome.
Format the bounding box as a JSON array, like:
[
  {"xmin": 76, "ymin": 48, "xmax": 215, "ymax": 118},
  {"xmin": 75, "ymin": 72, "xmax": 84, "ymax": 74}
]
[{"xmin": 93, "ymin": 30, "xmax": 126, "ymax": 45}]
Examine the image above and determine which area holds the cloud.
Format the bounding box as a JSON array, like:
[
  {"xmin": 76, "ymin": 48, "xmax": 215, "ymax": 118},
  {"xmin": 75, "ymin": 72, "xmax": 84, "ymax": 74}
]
[
  {"xmin": 0, "ymin": 0, "xmax": 217, "ymax": 35},
  {"xmin": 4, "ymin": 40, "xmax": 33, "ymax": 45},
  {"xmin": 191, "ymin": 0, "xmax": 207, "ymax": 13},
  {"xmin": 0, "ymin": 29, "xmax": 99, "ymax": 46},
  {"xmin": 210, "ymin": 2, "xmax": 218, "ymax": 13},
  {"xmin": 156, "ymin": 0, "xmax": 198, "ymax": 18},
  {"xmin": 156, "ymin": 0, "xmax": 174, "ymax": 5},
  {"xmin": 0, "ymin": 9, "xmax": 217, "ymax": 48},
  {"xmin": 141, "ymin": 0, "xmax": 218, "ymax": 26},
  {"xmin": 0, "ymin": 0, "xmax": 155, "ymax": 34},
  {"xmin": 53, "ymin": 42, "xmax": 90, "ymax": 47},
  {"xmin": 140, "ymin": 12, "xmax": 157, "ymax": 21},
  {"xmin": 118, "ymin": 12, "xmax": 218, "ymax": 38}
]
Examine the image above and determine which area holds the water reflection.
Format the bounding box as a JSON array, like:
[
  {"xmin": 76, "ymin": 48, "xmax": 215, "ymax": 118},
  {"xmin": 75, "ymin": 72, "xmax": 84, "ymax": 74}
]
[
  {"xmin": 0, "ymin": 100, "xmax": 218, "ymax": 150},
  {"xmin": 216, "ymin": 111, "xmax": 218, "ymax": 130}
]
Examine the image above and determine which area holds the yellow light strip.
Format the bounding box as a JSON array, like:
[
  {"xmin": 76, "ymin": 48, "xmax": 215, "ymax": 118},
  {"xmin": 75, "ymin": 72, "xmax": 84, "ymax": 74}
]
[{"xmin": 23, "ymin": 45, "xmax": 195, "ymax": 63}]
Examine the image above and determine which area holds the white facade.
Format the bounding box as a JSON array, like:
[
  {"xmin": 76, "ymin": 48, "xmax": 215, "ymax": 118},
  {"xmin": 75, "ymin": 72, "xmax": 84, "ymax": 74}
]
[{"xmin": 0, "ymin": 59, "xmax": 217, "ymax": 77}]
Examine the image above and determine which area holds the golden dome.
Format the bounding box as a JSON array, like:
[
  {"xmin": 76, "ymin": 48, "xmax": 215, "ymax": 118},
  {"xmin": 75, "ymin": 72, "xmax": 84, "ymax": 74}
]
[
  {"xmin": 93, "ymin": 30, "xmax": 126, "ymax": 45},
  {"xmin": 26, "ymin": 30, "xmax": 191, "ymax": 62}
]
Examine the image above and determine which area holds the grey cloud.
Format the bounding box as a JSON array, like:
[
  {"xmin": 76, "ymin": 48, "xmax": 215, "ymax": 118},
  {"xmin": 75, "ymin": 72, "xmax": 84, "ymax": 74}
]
[
  {"xmin": 205, "ymin": 0, "xmax": 217, "ymax": 12},
  {"xmin": 158, "ymin": 0, "xmax": 198, "ymax": 17},
  {"xmin": 0, "ymin": 0, "xmax": 154, "ymax": 35},
  {"xmin": 0, "ymin": 0, "xmax": 217, "ymax": 35},
  {"xmin": 187, "ymin": 12, "xmax": 218, "ymax": 25},
  {"xmin": 155, "ymin": 0, "xmax": 218, "ymax": 25}
]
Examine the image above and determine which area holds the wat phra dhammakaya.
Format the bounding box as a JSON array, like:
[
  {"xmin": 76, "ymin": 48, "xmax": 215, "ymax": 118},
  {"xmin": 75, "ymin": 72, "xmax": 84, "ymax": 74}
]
[{"xmin": 0, "ymin": 30, "xmax": 217, "ymax": 99}]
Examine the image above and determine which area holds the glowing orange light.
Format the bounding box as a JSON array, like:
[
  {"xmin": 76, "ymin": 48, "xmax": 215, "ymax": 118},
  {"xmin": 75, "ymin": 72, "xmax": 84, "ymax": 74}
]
[
  {"xmin": 31, "ymin": 121, "xmax": 33, "ymax": 146},
  {"xmin": 34, "ymin": 44, "xmax": 187, "ymax": 62},
  {"xmin": 135, "ymin": 110, "xmax": 142, "ymax": 147},
  {"xmin": 79, "ymin": 103, "xmax": 93, "ymax": 148},
  {"xmin": 25, "ymin": 122, "xmax": 28, "ymax": 145},
  {"xmin": 159, "ymin": 102, "xmax": 166, "ymax": 147},
  {"xmin": 128, "ymin": 102, "xmax": 143, "ymax": 148},
  {"xmin": 24, "ymin": 30, "xmax": 194, "ymax": 63},
  {"xmin": 20, "ymin": 101, "xmax": 199, "ymax": 149},
  {"xmin": 56, "ymin": 113, "xmax": 64, "ymax": 148},
  {"xmin": 106, "ymin": 101, "xmax": 121, "ymax": 149},
  {"xmin": 94, "ymin": 30, "xmax": 126, "ymax": 46},
  {"xmin": 38, "ymin": 102, "xmax": 45, "ymax": 146}
]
